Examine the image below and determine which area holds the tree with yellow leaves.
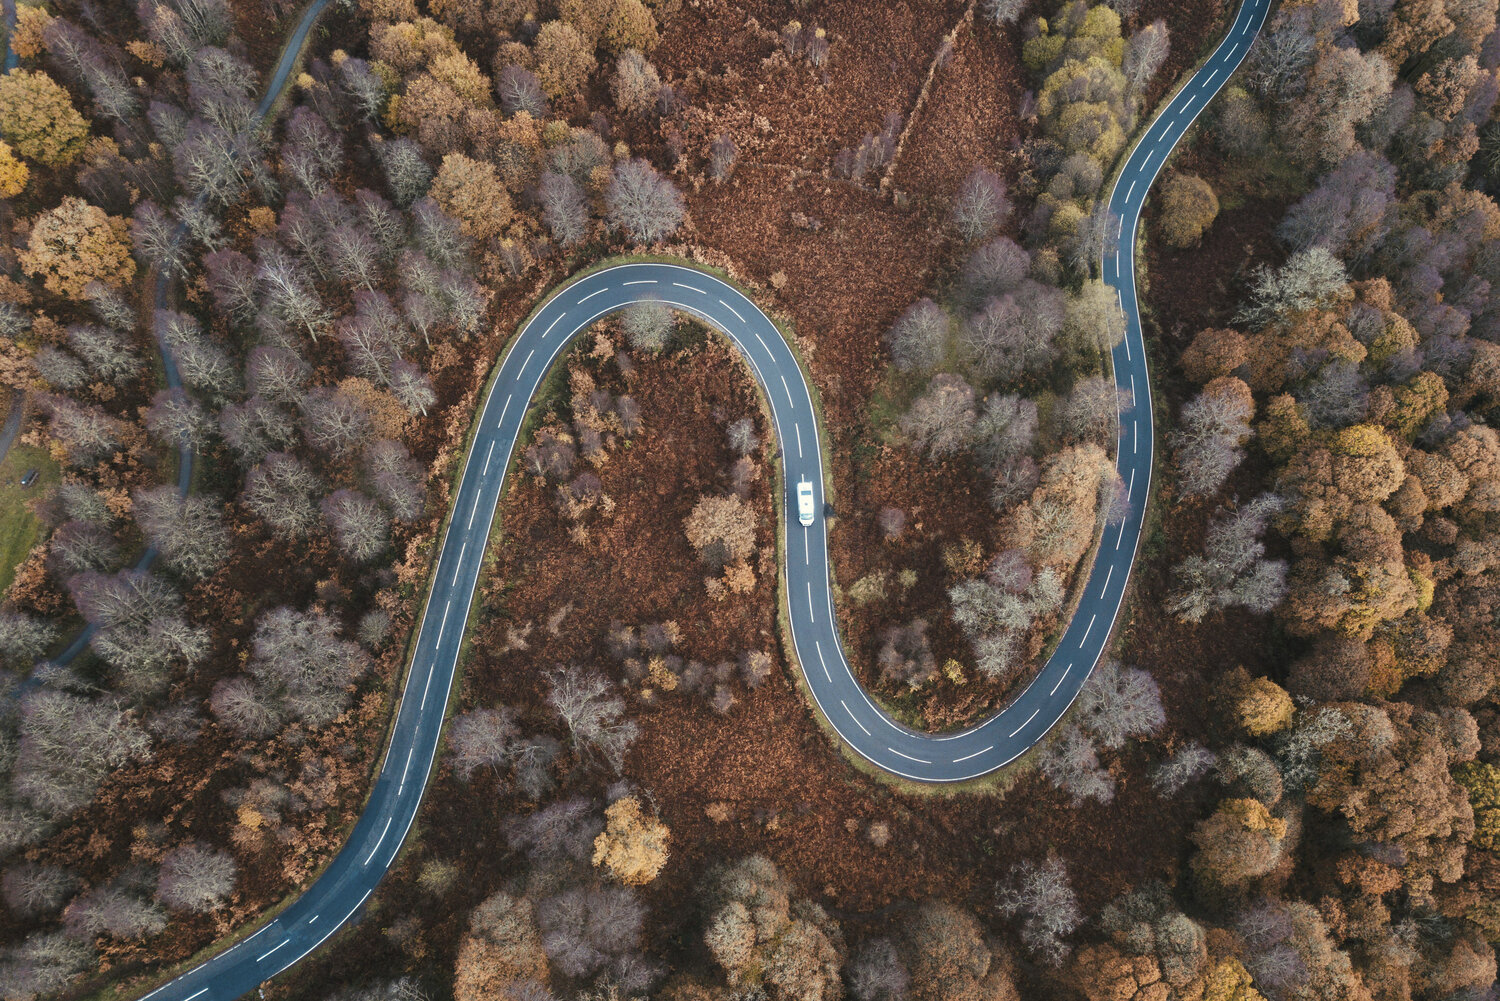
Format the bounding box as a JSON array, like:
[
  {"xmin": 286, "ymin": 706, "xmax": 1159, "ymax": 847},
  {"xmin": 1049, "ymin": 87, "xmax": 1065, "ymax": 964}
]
[
  {"xmin": 0, "ymin": 143, "xmax": 29, "ymax": 198},
  {"xmin": 430, "ymin": 154, "xmax": 514, "ymax": 240},
  {"xmin": 20, "ymin": 198, "xmax": 135, "ymax": 301},
  {"xmin": 1222, "ymin": 666, "xmax": 1294, "ymax": 736},
  {"xmin": 1190, "ymin": 797, "xmax": 1288, "ymax": 888},
  {"xmin": 592, "ymin": 795, "xmax": 670, "ymax": 886},
  {"xmin": 0, "ymin": 70, "xmax": 89, "ymax": 167}
]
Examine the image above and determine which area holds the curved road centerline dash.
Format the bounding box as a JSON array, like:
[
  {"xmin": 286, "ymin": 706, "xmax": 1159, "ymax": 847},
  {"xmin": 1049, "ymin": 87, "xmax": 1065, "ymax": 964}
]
[{"xmin": 133, "ymin": 1, "xmax": 1268, "ymax": 997}]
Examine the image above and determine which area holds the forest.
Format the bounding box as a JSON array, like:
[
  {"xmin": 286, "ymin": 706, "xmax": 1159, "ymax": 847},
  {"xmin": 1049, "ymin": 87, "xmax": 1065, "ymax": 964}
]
[{"xmin": 0, "ymin": 0, "xmax": 1496, "ymax": 999}]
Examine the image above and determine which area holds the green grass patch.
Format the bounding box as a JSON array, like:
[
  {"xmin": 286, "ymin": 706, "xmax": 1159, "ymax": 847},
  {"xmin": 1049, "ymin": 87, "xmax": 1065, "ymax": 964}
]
[{"xmin": 0, "ymin": 442, "xmax": 59, "ymax": 596}]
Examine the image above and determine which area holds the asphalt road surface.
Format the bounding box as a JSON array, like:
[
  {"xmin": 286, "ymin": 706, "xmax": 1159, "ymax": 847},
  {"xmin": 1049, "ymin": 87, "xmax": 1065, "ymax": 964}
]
[{"xmin": 132, "ymin": 0, "xmax": 1268, "ymax": 996}]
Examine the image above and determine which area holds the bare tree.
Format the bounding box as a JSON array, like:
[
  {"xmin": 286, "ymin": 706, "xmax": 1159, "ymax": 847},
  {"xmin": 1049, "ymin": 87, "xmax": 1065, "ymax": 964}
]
[
  {"xmin": 1122, "ymin": 20, "xmax": 1170, "ymax": 95},
  {"xmin": 130, "ymin": 200, "xmax": 189, "ymax": 278},
  {"xmin": 339, "ymin": 55, "xmax": 388, "ymax": 120},
  {"xmin": 995, "ymin": 857, "xmax": 1082, "ymax": 965},
  {"xmin": 847, "ymin": 938, "xmax": 910, "ymax": 1001},
  {"xmin": 621, "ymin": 296, "xmax": 673, "ymax": 353},
  {"xmin": 244, "ymin": 606, "xmax": 370, "ymax": 727},
  {"xmin": 321, "ymin": 489, "xmax": 389, "ymax": 563},
  {"xmin": 33, "ymin": 348, "xmax": 87, "ymax": 391},
  {"xmin": 209, "ymin": 675, "xmax": 282, "ymax": 737},
  {"xmin": 1036, "ymin": 723, "xmax": 1115, "ymax": 806},
  {"xmin": 1073, "ymin": 660, "xmax": 1165, "ymax": 749},
  {"xmin": 204, "ymin": 249, "xmax": 259, "ymax": 326},
  {"xmin": 539, "ymin": 171, "xmax": 589, "ymax": 248},
  {"xmin": 496, "ymin": 64, "xmax": 549, "ymax": 117},
  {"xmin": 982, "ymin": 0, "xmax": 1031, "ymax": 25},
  {"xmin": 62, "ymin": 885, "xmax": 166, "ymax": 940},
  {"xmin": 389, "ymin": 360, "xmax": 437, "ymax": 417},
  {"xmin": 901, "ymin": 373, "xmax": 976, "ymax": 459},
  {"xmin": 2, "ymin": 864, "xmax": 78, "ymax": 918},
  {"xmin": 1167, "ymin": 494, "xmax": 1288, "ymax": 622},
  {"xmin": 247, "ymin": 345, "xmax": 311, "ymax": 405},
  {"xmin": 449, "ymin": 707, "xmax": 521, "ymax": 781},
  {"xmin": 13, "ymin": 689, "xmax": 152, "ymax": 818},
  {"xmin": 157, "ymin": 843, "xmax": 236, "ymax": 913},
  {"xmin": 219, "ymin": 397, "xmax": 298, "ymax": 466},
  {"xmin": 545, "ymin": 666, "xmax": 640, "ymax": 773},
  {"xmin": 68, "ymin": 323, "xmax": 140, "ymax": 384},
  {"xmin": 708, "ymin": 134, "xmax": 738, "ymax": 181},
  {"xmin": 243, "ymin": 451, "xmax": 322, "ymax": 536},
  {"xmin": 0, "ymin": 612, "xmax": 58, "ymax": 669},
  {"xmin": 610, "ymin": 49, "xmax": 661, "ymax": 116},
  {"xmin": 300, "ymin": 387, "xmax": 371, "ymax": 456},
  {"xmin": 43, "ymin": 396, "xmax": 125, "ymax": 463},
  {"xmin": 133, "ymin": 486, "xmax": 229, "ymax": 580},
  {"xmin": 951, "ymin": 167, "xmax": 1012, "ymax": 242},
  {"xmin": 606, "ymin": 159, "xmax": 684, "ymax": 244},
  {"xmin": 885, "ymin": 298, "xmax": 948, "ymax": 372},
  {"xmin": 365, "ymin": 438, "xmax": 425, "ymax": 521},
  {"xmin": 156, "ymin": 310, "xmax": 239, "ymax": 403},
  {"xmin": 1152, "ymin": 743, "xmax": 1218, "ymax": 796}
]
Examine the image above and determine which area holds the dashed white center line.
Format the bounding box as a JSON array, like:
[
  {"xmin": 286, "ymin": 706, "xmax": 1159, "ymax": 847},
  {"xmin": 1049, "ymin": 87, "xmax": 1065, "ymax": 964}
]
[
  {"xmin": 451, "ymin": 543, "xmax": 466, "ymax": 586},
  {"xmin": 1115, "ymin": 522, "xmax": 1127, "ymax": 550},
  {"xmin": 953, "ymin": 744, "xmax": 993, "ymax": 763},
  {"xmin": 718, "ymin": 298, "xmax": 746, "ymax": 323},
  {"xmin": 781, "ymin": 375, "xmax": 795, "ymax": 408},
  {"xmin": 1008, "ymin": 708, "xmax": 1040, "ymax": 738},
  {"xmin": 754, "ymin": 331, "xmax": 772, "ymax": 353},
  {"xmin": 467, "ymin": 494, "xmax": 482, "ymax": 529},
  {"xmin": 1051, "ymin": 662, "xmax": 1074, "ymax": 696},
  {"xmin": 1102, "ymin": 565, "xmax": 1114, "ymax": 593},
  {"xmin": 365, "ymin": 816, "xmax": 393, "ymax": 865},
  {"xmin": 795, "ymin": 424, "xmax": 803, "ymax": 458},
  {"xmin": 1080, "ymin": 613, "xmax": 1097, "ymax": 645},
  {"xmin": 578, "ymin": 287, "xmax": 608, "ymax": 303},
  {"xmin": 1205, "ymin": 68, "xmax": 1220, "ymax": 86},
  {"xmin": 420, "ymin": 602, "xmax": 452, "ymax": 709},
  {"xmin": 522, "ymin": 349, "xmax": 534, "ymax": 368},
  {"xmin": 888, "ymin": 747, "xmax": 932, "ymax": 765},
  {"xmin": 1133, "ymin": 419, "xmax": 1139, "ymax": 452},
  {"xmin": 624, "ymin": 279, "xmax": 657, "ymax": 285},
  {"xmin": 496, "ymin": 393, "xmax": 513, "ymax": 430},
  {"xmin": 399, "ymin": 745, "xmax": 414, "ymax": 793},
  {"xmin": 806, "ymin": 581, "xmax": 815, "ymax": 623},
  {"xmin": 1127, "ymin": 467, "xmax": 1137, "ymax": 499},
  {"xmin": 257, "ymin": 940, "xmax": 288, "ymax": 963},
  {"xmin": 309, "ymin": 914, "xmax": 319, "ymax": 924},
  {"xmin": 803, "ymin": 526, "xmax": 810, "ymax": 566},
  {"xmin": 1129, "ymin": 372, "xmax": 1136, "ymax": 399},
  {"xmin": 815, "ymin": 641, "xmax": 832, "ymax": 682},
  {"xmin": 672, "ymin": 281, "xmax": 705, "ymax": 293},
  {"xmin": 842, "ymin": 700, "xmax": 872, "ymax": 735},
  {"xmin": 1126, "ymin": 180, "xmax": 1136, "ymax": 201},
  {"xmin": 186, "ymin": 989, "xmax": 209, "ymax": 1001},
  {"xmin": 544, "ymin": 314, "xmax": 564, "ymax": 337},
  {"xmin": 482, "ymin": 440, "xmax": 495, "ymax": 476}
]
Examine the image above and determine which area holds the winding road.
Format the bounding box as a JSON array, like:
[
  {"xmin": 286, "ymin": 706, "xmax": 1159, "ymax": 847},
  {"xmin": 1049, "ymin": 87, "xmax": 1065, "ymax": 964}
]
[{"xmin": 132, "ymin": 0, "xmax": 1269, "ymax": 997}]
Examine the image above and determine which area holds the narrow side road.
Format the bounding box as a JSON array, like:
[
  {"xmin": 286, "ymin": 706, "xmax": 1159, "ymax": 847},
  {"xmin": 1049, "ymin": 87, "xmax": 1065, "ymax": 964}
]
[{"xmin": 131, "ymin": 1, "xmax": 1269, "ymax": 996}]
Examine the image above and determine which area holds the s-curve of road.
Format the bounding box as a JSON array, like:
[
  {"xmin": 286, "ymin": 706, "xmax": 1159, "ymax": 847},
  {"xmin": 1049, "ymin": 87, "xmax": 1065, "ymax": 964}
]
[{"xmin": 133, "ymin": 2, "xmax": 1268, "ymax": 998}]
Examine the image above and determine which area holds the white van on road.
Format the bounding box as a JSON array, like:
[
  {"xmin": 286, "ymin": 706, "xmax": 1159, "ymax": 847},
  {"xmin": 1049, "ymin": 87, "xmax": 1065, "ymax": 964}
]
[{"xmin": 797, "ymin": 479, "xmax": 816, "ymax": 527}]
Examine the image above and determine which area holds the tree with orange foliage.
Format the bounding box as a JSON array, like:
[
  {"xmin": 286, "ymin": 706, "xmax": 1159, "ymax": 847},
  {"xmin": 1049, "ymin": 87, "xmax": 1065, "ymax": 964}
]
[
  {"xmin": 20, "ymin": 198, "xmax": 135, "ymax": 301},
  {"xmin": 430, "ymin": 154, "xmax": 513, "ymax": 240},
  {"xmin": 453, "ymin": 891, "xmax": 550, "ymax": 1001},
  {"xmin": 0, "ymin": 142, "xmax": 28, "ymax": 198},
  {"xmin": 0, "ymin": 70, "xmax": 88, "ymax": 167},
  {"xmin": 1190, "ymin": 798, "xmax": 1288, "ymax": 888},
  {"xmin": 592, "ymin": 795, "xmax": 670, "ymax": 885},
  {"xmin": 1180, "ymin": 327, "xmax": 1249, "ymax": 384}
]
